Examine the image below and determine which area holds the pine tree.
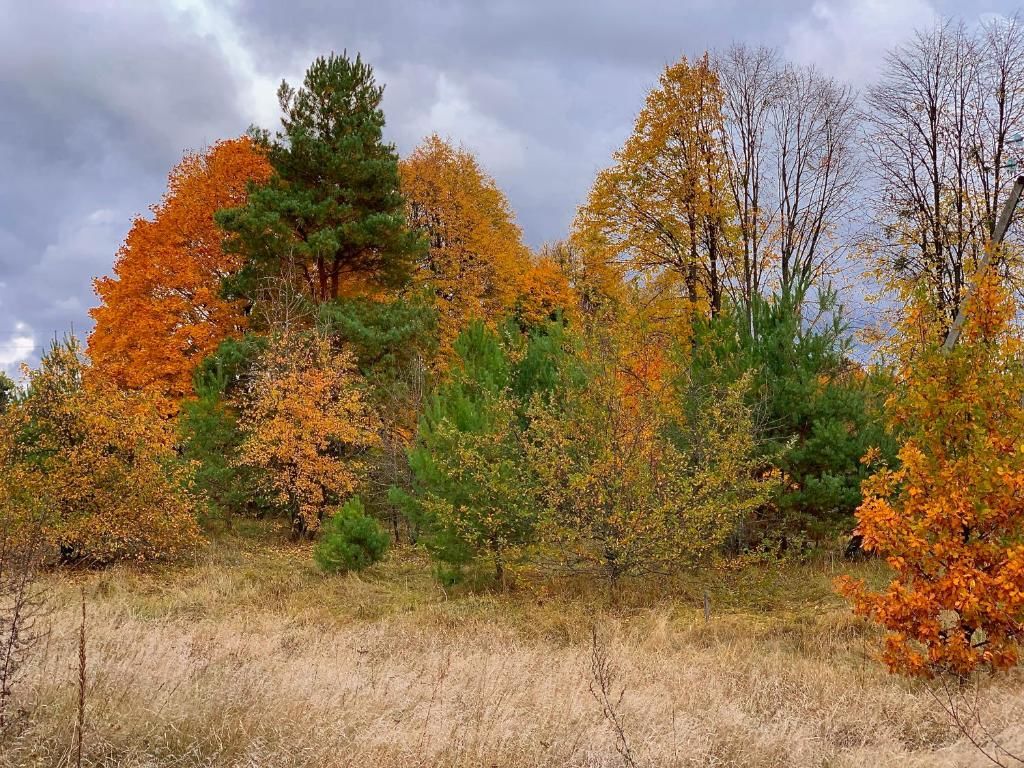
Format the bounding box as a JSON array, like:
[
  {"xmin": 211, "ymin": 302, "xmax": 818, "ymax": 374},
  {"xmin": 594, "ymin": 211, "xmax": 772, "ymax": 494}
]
[
  {"xmin": 314, "ymin": 496, "xmax": 389, "ymax": 574},
  {"xmin": 393, "ymin": 322, "xmax": 540, "ymax": 585},
  {"xmin": 218, "ymin": 53, "xmax": 424, "ymax": 305},
  {"xmin": 178, "ymin": 335, "xmax": 270, "ymax": 524},
  {"xmin": 690, "ymin": 288, "xmax": 896, "ymax": 545}
]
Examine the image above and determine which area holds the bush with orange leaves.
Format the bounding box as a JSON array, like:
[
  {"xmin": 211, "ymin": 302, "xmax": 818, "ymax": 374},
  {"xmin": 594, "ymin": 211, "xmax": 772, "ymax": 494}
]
[
  {"xmin": 0, "ymin": 337, "xmax": 201, "ymax": 564},
  {"xmin": 839, "ymin": 274, "xmax": 1024, "ymax": 678},
  {"xmin": 236, "ymin": 329, "xmax": 380, "ymax": 536}
]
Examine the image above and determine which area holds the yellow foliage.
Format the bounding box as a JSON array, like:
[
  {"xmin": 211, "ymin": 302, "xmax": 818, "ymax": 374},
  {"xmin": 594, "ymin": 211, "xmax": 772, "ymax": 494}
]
[
  {"xmin": 547, "ymin": 233, "xmax": 627, "ymax": 319},
  {"xmin": 400, "ymin": 135, "xmax": 531, "ymax": 361},
  {"xmin": 527, "ymin": 325, "xmax": 766, "ymax": 582},
  {"xmin": 576, "ymin": 53, "xmax": 736, "ymax": 326},
  {"xmin": 0, "ymin": 338, "xmax": 201, "ymax": 563}
]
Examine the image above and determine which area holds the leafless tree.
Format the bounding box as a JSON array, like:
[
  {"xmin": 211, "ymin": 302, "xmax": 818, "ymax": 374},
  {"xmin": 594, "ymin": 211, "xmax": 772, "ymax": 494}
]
[
  {"xmin": 864, "ymin": 16, "xmax": 1024, "ymax": 334},
  {"xmin": 772, "ymin": 65, "xmax": 860, "ymax": 297},
  {"xmin": 719, "ymin": 44, "xmax": 780, "ymax": 314},
  {"xmin": 974, "ymin": 15, "xmax": 1024, "ymax": 236},
  {"xmin": 718, "ymin": 45, "xmax": 860, "ymax": 325}
]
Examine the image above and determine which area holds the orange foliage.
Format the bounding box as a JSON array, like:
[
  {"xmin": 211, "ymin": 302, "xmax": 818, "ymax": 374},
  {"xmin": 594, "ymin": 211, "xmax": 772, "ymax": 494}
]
[
  {"xmin": 89, "ymin": 138, "xmax": 273, "ymax": 412},
  {"xmin": 839, "ymin": 273, "xmax": 1024, "ymax": 678},
  {"xmin": 515, "ymin": 255, "xmax": 576, "ymax": 328},
  {"xmin": 400, "ymin": 135, "xmax": 531, "ymax": 359},
  {"xmin": 236, "ymin": 330, "xmax": 380, "ymax": 534}
]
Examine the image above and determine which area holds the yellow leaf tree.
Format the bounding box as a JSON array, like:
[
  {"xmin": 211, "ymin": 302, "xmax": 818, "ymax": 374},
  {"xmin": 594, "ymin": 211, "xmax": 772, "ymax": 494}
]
[
  {"xmin": 0, "ymin": 337, "xmax": 200, "ymax": 563},
  {"xmin": 527, "ymin": 325, "xmax": 766, "ymax": 583},
  {"xmin": 543, "ymin": 235, "xmax": 626, "ymax": 320},
  {"xmin": 578, "ymin": 53, "xmax": 736, "ymax": 326}
]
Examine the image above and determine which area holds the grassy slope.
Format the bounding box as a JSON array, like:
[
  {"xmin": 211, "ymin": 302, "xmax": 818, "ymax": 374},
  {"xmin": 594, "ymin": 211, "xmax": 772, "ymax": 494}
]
[{"xmin": 2, "ymin": 523, "xmax": 1022, "ymax": 767}]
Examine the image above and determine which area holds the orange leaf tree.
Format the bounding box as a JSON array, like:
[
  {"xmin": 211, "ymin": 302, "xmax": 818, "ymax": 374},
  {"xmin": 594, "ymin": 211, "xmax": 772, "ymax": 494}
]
[
  {"xmin": 400, "ymin": 135, "xmax": 533, "ymax": 359},
  {"xmin": 839, "ymin": 273, "xmax": 1024, "ymax": 677},
  {"xmin": 88, "ymin": 138, "xmax": 272, "ymax": 412},
  {"xmin": 236, "ymin": 328, "xmax": 380, "ymax": 535},
  {"xmin": 515, "ymin": 255, "xmax": 576, "ymax": 329}
]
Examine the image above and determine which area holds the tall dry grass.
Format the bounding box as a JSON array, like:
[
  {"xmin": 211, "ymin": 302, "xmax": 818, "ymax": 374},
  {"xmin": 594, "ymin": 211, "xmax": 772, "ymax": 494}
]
[{"xmin": 1, "ymin": 535, "xmax": 1022, "ymax": 767}]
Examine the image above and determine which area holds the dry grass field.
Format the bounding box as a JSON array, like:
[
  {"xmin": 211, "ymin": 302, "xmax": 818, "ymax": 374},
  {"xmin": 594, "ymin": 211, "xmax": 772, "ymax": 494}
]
[{"xmin": 2, "ymin": 525, "xmax": 1023, "ymax": 767}]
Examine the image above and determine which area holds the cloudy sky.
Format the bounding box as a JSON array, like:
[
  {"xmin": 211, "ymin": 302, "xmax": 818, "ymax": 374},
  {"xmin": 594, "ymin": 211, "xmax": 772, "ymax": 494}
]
[{"xmin": 0, "ymin": 0, "xmax": 1015, "ymax": 375}]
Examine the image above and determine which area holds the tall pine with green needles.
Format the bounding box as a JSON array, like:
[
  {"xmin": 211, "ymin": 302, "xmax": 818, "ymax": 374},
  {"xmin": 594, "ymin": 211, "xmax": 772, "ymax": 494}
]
[{"xmin": 218, "ymin": 52, "xmax": 424, "ymax": 306}]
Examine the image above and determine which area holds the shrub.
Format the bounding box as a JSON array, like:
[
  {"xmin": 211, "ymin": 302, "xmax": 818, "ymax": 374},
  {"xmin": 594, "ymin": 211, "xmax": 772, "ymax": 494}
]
[
  {"xmin": 314, "ymin": 497, "xmax": 389, "ymax": 574},
  {"xmin": 393, "ymin": 321, "xmax": 569, "ymax": 585},
  {"xmin": 528, "ymin": 326, "xmax": 768, "ymax": 584},
  {"xmin": 2, "ymin": 336, "xmax": 201, "ymax": 563}
]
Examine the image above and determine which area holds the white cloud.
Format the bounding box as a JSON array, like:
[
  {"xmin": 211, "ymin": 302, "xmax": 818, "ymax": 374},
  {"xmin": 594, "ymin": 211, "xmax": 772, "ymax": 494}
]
[
  {"xmin": 0, "ymin": 322, "xmax": 36, "ymax": 369},
  {"xmin": 785, "ymin": 0, "xmax": 939, "ymax": 84},
  {"xmin": 407, "ymin": 73, "xmax": 528, "ymax": 175},
  {"xmin": 168, "ymin": 0, "xmax": 306, "ymax": 132}
]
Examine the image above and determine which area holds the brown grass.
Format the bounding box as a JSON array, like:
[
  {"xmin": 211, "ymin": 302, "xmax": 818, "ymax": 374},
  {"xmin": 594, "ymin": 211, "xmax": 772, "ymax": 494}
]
[{"xmin": 1, "ymin": 526, "xmax": 1022, "ymax": 767}]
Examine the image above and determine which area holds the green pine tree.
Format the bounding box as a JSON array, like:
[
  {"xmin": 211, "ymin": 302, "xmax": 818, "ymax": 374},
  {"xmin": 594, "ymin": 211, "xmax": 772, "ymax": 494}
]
[
  {"xmin": 391, "ymin": 321, "xmax": 570, "ymax": 586},
  {"xmin": 217, "ymin": 52, "xmax": 424, "ymax": 306},
  {"xmin": 314, "ymin": 496, "xmax": 389, "ymax": 574},
  {"xmin": 691, "ymin": 287, "xmax": 896, "ymax": 548},
  {"xmin": 178, "ymin": 335, "xmax": 271, "ymax": 525}
]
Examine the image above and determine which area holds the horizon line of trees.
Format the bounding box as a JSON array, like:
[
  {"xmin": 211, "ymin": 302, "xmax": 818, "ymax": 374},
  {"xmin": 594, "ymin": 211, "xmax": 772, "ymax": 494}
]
[{"xmin": 4, "ymin": 12, "xmax": 1024, "ymax": 681}]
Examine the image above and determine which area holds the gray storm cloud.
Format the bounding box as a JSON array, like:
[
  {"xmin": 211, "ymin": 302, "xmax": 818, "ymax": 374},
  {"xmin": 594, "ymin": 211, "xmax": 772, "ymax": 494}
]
[{"xmin": 0, "ymin": 0, "xmax": 997, "ymax": 376}]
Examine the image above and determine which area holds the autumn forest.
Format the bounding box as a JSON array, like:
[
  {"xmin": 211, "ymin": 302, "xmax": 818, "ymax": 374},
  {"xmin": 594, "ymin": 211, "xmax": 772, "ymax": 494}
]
[{"xmin": 4, "ymin": 15, "xmax": 1024, "ymax": 767}]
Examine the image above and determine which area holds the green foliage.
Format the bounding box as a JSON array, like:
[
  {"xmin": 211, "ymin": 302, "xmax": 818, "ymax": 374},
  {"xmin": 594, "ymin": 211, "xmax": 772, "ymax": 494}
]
[
  {"xmin": 217, "ymin": 52, "xmax": 424, "ymax": 304},
  {"xmin": 178, "ymin": 390, "xmax": 267, "ymax": 523},
  {"xmin": 314, "ymin": 496, "xmax": 389, "ymax": 573},
  {"xmin": 510, "ymin": 319, "xmax": 581, "ymax": 401},
  {"xmin": 318, "ymin": 292, "xmax": 437, "ymax": 382},
  {"xmin": 0, "ymin": 372, "xmax": 17, "ymax": 414},
  {"xmin": 193, "ymin": 334, "xmax": 269, "ymax": 398},
  {"xmin": 691, "ymin": 288, "xmax": 896, "ymax": 545},
  {"xmin": 395, "ymin": 323, "xmax": 526, "ymax": 584},
  {"xmin": 318, "ymin": 292, "xmax": 438, "ymax": 536},
  {"xmin": 527, "ymin": 330, "xmax": 768, "ymax": 583},
  {"xmin": 394, "ymin": 321, "xmax": 571, "ymax": 584},
  {"xmin": 178, "ymin": 335, "xmax": 273, "ymax": 523}
]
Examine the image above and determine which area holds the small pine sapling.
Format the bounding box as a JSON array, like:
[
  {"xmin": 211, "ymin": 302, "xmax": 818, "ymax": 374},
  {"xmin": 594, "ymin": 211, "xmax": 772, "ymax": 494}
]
[{"xmin": 314, "ymin": 497, "xmax": 389, "ymax": 574}]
